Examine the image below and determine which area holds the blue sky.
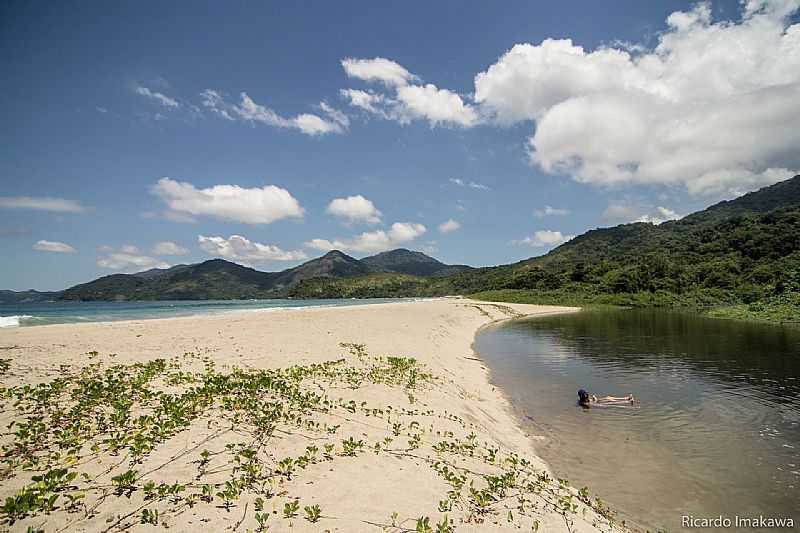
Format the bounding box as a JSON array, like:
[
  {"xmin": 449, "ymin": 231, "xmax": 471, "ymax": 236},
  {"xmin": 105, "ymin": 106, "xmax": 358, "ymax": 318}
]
[{"xmin": 2, "ymin": 0, "xmax": 799, "ymax": 290}]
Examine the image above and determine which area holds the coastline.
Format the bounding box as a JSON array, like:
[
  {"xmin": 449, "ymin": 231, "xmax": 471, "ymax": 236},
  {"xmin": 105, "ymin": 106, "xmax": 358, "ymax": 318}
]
[{"xmin": 0, "ymin": 298, "xmax": 617, "ymax": 532}]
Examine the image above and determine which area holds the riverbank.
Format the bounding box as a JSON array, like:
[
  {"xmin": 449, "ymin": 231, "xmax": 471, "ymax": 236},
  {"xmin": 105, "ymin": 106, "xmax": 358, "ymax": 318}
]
[
  {"xmin": 470, "ymin": 288, "xmax": 800, "ymax": 325},
  {"xmin": 0, "ymin": 299, "xmax": 620, "ymax": 532}
]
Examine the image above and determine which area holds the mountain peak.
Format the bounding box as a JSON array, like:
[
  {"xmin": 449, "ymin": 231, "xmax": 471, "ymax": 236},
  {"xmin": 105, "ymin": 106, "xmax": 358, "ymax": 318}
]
[
  {"xmin": 320, "ymin": 249, "xmax": 354, "ymax": 260},
  {"xmin": 362, "ymin": 248, "xmax": 472, "ymax": 277}
]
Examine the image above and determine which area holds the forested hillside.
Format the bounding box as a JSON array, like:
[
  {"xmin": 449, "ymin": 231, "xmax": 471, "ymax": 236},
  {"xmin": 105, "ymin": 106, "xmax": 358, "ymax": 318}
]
[{"xmin": 290, "ymin": 176, "xmax": 800, "ymax": 321}]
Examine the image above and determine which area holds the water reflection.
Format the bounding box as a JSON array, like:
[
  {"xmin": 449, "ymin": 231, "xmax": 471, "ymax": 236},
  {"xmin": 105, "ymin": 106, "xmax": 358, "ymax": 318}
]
[{"xmin": 475, "ymin": 309, "xmax": 800, "ymax": 532}]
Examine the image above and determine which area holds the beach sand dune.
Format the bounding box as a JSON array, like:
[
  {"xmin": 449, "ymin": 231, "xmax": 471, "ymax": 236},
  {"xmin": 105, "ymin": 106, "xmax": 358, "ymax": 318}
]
[{"xmin": 0, "ymin": 299, "xmax": 617, "ymax": 532}]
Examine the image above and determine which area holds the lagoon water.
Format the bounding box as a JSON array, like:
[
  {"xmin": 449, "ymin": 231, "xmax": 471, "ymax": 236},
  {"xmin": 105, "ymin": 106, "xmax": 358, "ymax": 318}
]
[
  {"xmin": 0, "ymin": 298, "xmax": 406, "ymax": 327},
  {"xmin": 475, "ymin": 309, "xmax": 800, "ymax": 532}
]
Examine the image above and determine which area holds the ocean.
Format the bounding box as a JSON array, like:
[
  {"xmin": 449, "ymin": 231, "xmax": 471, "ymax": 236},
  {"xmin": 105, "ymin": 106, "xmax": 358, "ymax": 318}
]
[{"xmin": 0, "ymin": 298, "xmax": 408, "ymax": 328}]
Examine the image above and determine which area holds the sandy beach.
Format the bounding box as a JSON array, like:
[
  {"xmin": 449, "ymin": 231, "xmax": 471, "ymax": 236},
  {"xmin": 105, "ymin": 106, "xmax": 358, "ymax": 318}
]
[{"xmin": 0, "ymin": 299, "xmax": 619, "ymax": 533}]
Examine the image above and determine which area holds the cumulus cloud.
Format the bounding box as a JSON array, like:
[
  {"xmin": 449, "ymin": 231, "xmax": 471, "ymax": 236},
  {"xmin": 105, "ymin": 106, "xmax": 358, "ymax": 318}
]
[
  {"xmin": 33, "ymin": 240, "xmax": 76, "ymax": 253},
  {"xmin": 0, "ymin": 196, "xmax": 85, "ymax": 213},
  {"xmin": 341, "ymin": 57, "xmax": 418, "ymax": 87},
  {"xmin": 326, "ymin": 195, "xmax": 382, "ymax": 224},
  {"xmin": 512, "ymin": 230, "xmax": 575, "ymax": 248},
  {"xmin": 472, "ymin": 1, "xmax": 800, "ymax": 196},
  {"xmin": 339, "ymin": 89, "xmax": 388, "ymax": 116},
  {"xmin": 135, "ymin": 86, "xmax": 179, "ymax": 108},
  {"xmin": 151, "ymin": 177, "xmax": 304, "ymax": 225},
  {"xmin": 202, "ymin": 90, "xmax": 347, "ymax": 136},
  {"xmin": 152, "ymin": 241, "xmax": 189, "ymax": 256},
  {"xmin": 534, "ymin": 205, "xmax": 569, "ymax": 217},
  {"xmin": 305, "ymin": 222, "xmax": 426, "ymax": 254},
  {"xmin": 97, "ymin": 246, "xmax": 170, "ymax": 272},
  {"xmin": 634, "ymin": 206, "xmax": 683, "ymax": 225},
  {"xmin": 395, "ymin": 84, "xmax": 479, "ymax": 127},
  {"xmin": 198, "ymin": 235, "xmax": 307, "ymax": 266},
  {"xmin": 438, "ymin": 219, "xmax": 461, "ymax": 233},
  {"xmin": 340, "ymin": 58, "xmax": 479, "ymax": 128}
]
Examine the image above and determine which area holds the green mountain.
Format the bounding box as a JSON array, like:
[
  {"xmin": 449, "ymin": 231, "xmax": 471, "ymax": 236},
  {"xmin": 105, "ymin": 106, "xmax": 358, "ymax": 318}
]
[
  {"xmin": 289, "ymin": 175, "xmax": 800, "ymax": 321},
  {"xmin": 0, "ymin": 289, "xmax": 62, "ymax": 304},
  {"xmin": 56, "ymin": 249, "xmax": 471, "ymax": 301},
  {"xmin": 361, "ymin": 248, "xmax": 472, "ymax": 277},
  {"xmin": 60, "ymin": 260, "xmax": 278, "ymax": 301}
]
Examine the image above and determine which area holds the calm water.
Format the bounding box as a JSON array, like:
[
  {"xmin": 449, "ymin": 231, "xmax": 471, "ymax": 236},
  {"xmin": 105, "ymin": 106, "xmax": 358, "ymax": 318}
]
[
  {"xmin": 0, "ymin": 298, "xmax": 407, "ymax": 327},
  {"xmin": 475, "ymin": 309, "xmax": 800, "ymax": 532}
]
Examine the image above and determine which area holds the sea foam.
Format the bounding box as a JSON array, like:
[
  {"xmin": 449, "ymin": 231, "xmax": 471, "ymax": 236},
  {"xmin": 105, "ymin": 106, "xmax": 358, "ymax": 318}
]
[{"xmin": 0, "ymin": 315, "xmax": 32, "ymax": 328}]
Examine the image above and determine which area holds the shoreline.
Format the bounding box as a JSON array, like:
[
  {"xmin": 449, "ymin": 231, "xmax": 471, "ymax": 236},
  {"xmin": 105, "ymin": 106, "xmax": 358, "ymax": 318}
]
[
  {"xmin": 0, "ymin": 297, "xmax": 426, "ymax": 329},
  {"xmin": 0, "ymin": 298, "xmax": 618, "ymax": 532}
]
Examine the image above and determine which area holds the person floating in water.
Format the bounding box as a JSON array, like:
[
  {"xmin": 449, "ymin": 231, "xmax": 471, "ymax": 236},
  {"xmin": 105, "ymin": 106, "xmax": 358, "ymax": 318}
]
[{"xmin": 577, "ymin": 389, "xmax": 636, "ymax": 407}]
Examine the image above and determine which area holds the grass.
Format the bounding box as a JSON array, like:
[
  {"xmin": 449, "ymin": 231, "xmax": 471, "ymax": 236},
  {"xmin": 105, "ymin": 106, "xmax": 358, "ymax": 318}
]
[
  {"xmin": 706, "ymin": 293, "xmax": 800, "ymax": 324},
  {"xmin": 0, "ymin": 344, "xmax": 624, "ymax": 532},
  {"xmin": 470, "ymin": 288, "xmax": 800, "ymax": 326}
]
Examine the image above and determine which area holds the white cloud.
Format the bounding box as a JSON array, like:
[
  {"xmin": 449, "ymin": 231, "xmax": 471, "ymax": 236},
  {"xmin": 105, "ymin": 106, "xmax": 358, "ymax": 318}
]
[
  {"xmin": 448, "ymin": 178, "xmax": 490, "ymax": 190},
  {"xmin": 339, "ymin": 89, "xmax": 388, "ymax": 116},
  {"xmin": 340, "ymin": 59, "xmax": 479, "ymax": 128},
  {"xmin": 235, "ymin": 92, "xmax": 294, "ymax": 127},
  {"xmin": 120, "ymin": 245, "xmax": 140, "ymax": 254},
  {"xmin": 438, "ymin": 219, "xmax": 461, "ymax": 233},
  {"xmin": 237, "ymin": 93, "xmax": 346, "ymax": 135},
  {"xmin": 201, "ymin": 90, "xmax": 346, "ymax": 136},
  {"xmin": 634, "ymin": 206, "xmax": 683, "ymax": 225},
  {"xmin": 292, "ymin": 112, "xmax": 345, "ymax": 135},
  {"xmin": 152, "ymin": 241, "xmax": 189, "ymax": 256},
  {"xmin": 341, "ymin": 57, "xmax": 418, "ymax": 87},
  {"xmin": 151, "ymin": 177, "xmax": 304, "ymax": 225},
  {"xmin": 534, "ymin": 205, "xmax": 569, "ymax": 217},
  {"xmin": 135, "ymin": 86, "xmax": 179, "ymax": 108},
  {"xmin": 602, "ymin": 202, "xmax": 683, "ymax": 225},
  {"xmin": 200, "ymin": 89, "xmax": 235, "ymax": 120},
  {"xmin": 198, "ymin": 234, "xmax": 307, "ymax": 266},
  {"xmin": 326, "ymin": 195, "xmax": 382, "ymax": 224},
  {"xmin": 97, "ymin": 246, "xmax": 170, "ymax": 272},
  {"xmin": 512, "ymin": 230, "xmax": 575, "ymax": 248},
  {"xmin": 0, "ymin": 196, "xmax": 85, "ymax": 213},
  {"xmin": 305, "ymin": 222, "xmax": 426, "ymax": 254},
  {"xmin": 394, "ymin": 84, "xmax": 479, "ymax": 127},
  {"xmin": 33, "ymin": 240, "xmax": 76, "ymax": 253},
  {"xmin": 319, "ymin": 101, "xmax": 350, "ymax": 128},
  {"xmin": 472, "ymin": 1, "xmax": 800, "ymax": 196}
]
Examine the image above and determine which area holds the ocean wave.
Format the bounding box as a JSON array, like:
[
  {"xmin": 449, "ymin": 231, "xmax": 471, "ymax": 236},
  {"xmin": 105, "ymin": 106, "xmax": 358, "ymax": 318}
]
[{"xmin": 0, "ymin": 315, "xmax": 33, "ymax": 328}]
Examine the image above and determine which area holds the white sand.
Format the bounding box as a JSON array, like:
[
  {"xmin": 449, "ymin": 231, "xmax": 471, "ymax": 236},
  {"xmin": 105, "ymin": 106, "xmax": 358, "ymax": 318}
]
[{"xmin": 0, "ymin": 299, "xmax": 619, "ymax": 532}]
